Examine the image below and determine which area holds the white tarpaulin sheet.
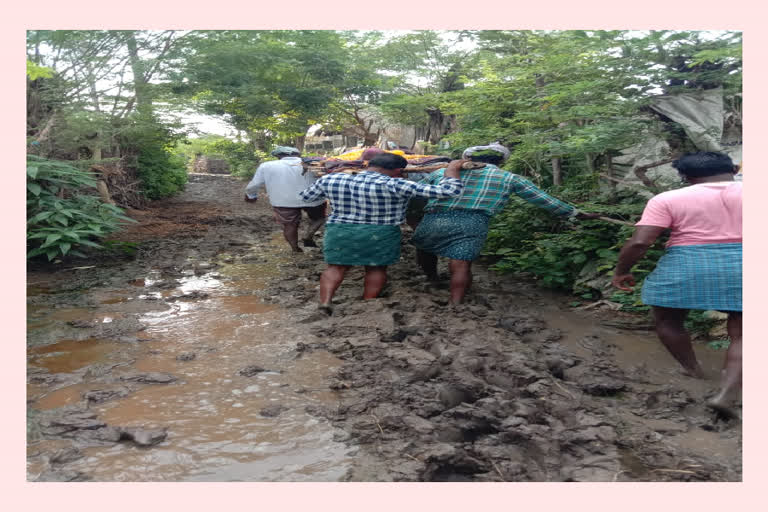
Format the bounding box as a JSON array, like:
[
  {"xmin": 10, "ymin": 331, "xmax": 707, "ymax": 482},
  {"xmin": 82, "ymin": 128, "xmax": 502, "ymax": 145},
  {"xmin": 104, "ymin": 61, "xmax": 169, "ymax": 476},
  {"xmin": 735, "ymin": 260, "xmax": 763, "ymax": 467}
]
[
  {"xmin": 649, "ymin": 88, "xmax": 724, "ymax": 152},
  {"xmin": 610, "ymin": 88, "xmax": 741, "ymax": 194}
]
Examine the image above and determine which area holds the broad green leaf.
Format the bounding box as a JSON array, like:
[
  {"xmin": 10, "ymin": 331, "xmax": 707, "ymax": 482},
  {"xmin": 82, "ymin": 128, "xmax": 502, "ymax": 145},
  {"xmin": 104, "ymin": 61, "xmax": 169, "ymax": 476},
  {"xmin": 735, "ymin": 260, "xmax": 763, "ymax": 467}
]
[
  {"xmin": 27, "ymin": 183, "xmax": 42, "ymax": 196},
  {"xmin": 76, "ymin": 239, "xmax": 103, "ymax": 248},
  {"xmin": 53, "ymin": 214, "xmax": 69, "ymax": 226},
  {"xmin": 42, "ymin": 233, "xmax": 62, "ymax": 247},
  {"xmin": 26, "ymin": 247, "xmax": 45, "ymax": 259},
  {"xmin": 27, "ymin": 211, "xmax": 54, "ymax": 224}
]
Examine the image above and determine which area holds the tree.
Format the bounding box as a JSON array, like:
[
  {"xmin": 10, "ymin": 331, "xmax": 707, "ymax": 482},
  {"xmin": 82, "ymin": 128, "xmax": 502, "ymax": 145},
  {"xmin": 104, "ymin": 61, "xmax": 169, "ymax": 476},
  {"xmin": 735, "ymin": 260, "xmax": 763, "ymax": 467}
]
[{"xmin": 178, "ymin": 30, "xmax": 350, "ymax": 151}]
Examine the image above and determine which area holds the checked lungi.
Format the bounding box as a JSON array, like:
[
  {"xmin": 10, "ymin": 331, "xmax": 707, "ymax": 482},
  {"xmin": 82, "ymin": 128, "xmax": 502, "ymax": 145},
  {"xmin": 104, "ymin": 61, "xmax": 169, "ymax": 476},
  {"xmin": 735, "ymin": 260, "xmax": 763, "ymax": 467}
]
[
  {"xmin": 641, "ymin": 242, "xmax": 742, "ymax": 312},
  {"xmin": 323, "ymin": 223, "xmax": 402, "ymax": 266},
  {"xmin": 411, "ymin": 209, "xmax": 491, "ymax": 261}
]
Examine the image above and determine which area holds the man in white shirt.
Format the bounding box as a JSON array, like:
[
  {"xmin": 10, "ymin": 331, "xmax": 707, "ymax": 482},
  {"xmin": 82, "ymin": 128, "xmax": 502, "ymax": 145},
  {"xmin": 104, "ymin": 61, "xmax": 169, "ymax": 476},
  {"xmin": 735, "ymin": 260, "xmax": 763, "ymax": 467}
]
[{"xmin": 245, "ymin": 146, "xmax": 326, "ymax": 252}]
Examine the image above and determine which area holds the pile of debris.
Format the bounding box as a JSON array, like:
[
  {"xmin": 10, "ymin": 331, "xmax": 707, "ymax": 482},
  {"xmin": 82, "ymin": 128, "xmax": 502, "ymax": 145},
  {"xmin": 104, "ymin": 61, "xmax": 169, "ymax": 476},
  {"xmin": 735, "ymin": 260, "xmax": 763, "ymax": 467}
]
[{"xmin": 88, "ymin": 159, "xmax": 147, "ymax": 209}]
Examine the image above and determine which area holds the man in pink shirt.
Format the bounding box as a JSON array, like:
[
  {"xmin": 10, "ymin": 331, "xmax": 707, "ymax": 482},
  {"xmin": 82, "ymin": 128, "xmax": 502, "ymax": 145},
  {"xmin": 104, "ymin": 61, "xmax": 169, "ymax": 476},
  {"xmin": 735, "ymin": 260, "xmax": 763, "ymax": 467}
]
[{"xmin": 612, "ymin": 152, "xmax": 742, "ymax": 418}]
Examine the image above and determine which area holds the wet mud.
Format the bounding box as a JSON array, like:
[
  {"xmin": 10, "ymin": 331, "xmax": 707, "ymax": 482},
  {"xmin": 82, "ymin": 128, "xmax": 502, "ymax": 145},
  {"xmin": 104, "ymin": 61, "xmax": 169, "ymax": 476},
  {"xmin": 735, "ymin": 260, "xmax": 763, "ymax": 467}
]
[{"xmin": 27, "ymin": 173, "xmax": 741, "ymax": 482}]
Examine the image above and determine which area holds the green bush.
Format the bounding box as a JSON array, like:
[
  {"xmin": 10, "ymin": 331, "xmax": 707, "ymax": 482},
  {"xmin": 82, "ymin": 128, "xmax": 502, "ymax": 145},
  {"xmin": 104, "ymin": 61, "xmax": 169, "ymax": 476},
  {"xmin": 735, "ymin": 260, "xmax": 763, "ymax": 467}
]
[
  {"xmin": 483, "ymin": 179, "xmax": 667, "ymax": 301},
  {"xmin": 27, "ymin": 155, "xmax": 136, "ymax": 261},
  {"xmin": 136, "ymin": 143, "xmax": 188, "ymax": 199},
  {"xmin": 172, "ymin": 136, "xmax": 267, "ymax": 180},
  {"xmin": 118, "ymin": 117, "xmax": 188, "ymax": 199}
]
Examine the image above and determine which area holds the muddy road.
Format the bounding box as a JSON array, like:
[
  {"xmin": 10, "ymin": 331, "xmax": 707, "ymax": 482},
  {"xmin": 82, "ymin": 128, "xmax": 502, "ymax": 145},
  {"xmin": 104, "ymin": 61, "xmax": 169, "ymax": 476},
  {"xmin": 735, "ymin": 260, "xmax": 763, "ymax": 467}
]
[{"xmin": 26, "ymin": 173, "xmax": 741, "ymax": 482}]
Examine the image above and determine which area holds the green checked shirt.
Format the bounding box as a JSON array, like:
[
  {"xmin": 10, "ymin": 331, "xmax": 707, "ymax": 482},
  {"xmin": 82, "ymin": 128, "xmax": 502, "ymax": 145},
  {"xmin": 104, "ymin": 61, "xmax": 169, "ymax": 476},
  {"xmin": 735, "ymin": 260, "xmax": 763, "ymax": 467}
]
[{"xmin": 419, "ymin": 164, "xmax": 577, "ymax": 218}]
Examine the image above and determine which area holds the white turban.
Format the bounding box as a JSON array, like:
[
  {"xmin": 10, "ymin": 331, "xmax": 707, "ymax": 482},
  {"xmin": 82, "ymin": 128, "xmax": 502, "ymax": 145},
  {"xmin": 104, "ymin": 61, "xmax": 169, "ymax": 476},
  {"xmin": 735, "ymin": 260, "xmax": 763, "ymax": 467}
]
[{"xmin": 462, "ymin": 142, "xmax": 510, "ymax": 161}]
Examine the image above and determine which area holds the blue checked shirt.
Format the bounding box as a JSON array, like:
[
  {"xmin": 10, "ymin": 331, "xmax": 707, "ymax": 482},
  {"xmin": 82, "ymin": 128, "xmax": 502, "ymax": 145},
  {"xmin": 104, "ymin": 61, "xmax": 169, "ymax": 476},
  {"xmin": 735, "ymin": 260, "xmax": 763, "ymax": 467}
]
[
  {"xmin": 299, "ymin": 171, "xmax": 464, "ymax": 225},
  {"xmin": 420, "ymin": 165, "xmax": 576, "ymax": 218}
]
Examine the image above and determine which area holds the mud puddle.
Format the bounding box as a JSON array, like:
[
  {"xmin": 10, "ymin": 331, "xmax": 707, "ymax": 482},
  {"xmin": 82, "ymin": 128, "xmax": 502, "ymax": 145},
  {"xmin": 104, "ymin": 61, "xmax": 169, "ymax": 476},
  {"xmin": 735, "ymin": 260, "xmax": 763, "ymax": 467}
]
[{"xmin": 27, "ymin": 212, "xmax": 356, "ymax": 481}]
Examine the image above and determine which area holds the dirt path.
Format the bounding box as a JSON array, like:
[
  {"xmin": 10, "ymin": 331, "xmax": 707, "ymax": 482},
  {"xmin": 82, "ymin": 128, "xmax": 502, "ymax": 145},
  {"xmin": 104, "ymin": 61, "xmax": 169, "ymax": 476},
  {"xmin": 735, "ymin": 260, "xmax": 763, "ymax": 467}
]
[{"xmin": 26, "ymin": 173, "xmax": 741, "ymax": 482}]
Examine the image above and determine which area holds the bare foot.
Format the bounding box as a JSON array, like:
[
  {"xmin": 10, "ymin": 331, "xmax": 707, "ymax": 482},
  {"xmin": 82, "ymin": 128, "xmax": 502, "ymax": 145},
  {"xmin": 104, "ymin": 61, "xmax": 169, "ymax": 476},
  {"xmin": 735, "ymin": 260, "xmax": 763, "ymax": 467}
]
[
  {"xmin": 706, "ymin": 399, "xmax": 739, "ymax": 420},
  {"xmin": 291, "ymin": 247, "xmax": 304, "ymax": 253},
  {"xmin": 318, "ymin": 303, "xmax": 333, "ymax": 316},
  {"xmin": 681, "ymin": 367, "xmax": 706, "ymax": 379}
]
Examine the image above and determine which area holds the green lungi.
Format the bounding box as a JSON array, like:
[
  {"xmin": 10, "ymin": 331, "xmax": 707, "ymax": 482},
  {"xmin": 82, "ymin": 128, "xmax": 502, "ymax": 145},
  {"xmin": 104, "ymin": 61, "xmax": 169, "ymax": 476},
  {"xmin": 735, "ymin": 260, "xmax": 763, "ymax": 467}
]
[{"xmin": 323, "ymin": 223, "xmax": 402, "ymax": 266}]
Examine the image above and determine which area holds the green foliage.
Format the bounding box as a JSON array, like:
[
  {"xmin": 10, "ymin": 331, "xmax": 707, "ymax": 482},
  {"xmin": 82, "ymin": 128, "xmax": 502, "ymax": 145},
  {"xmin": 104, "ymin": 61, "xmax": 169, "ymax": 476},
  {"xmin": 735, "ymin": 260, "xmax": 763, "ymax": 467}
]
[
  {"xmin": 178, "ymin": 31, "xmax": 351, "ymax": 144},
  {"xmin": 685, "ymin": 310, "xmax": 721, "ymax": 337},
  {"xmin": 26, "ymin": 60, "xmax": 54, "ymax": 80},
  {"xmin": 119, "ymin": 118, "xmax": 187, "ymax": 199},
  {"xmin": 608, "ymin": 289, "xmax": 649, "ymax": 313},
  {"xmin": 707, "ymin": 339, "xmax": 731, "ymax": 350},
  {"xmin": 201, "ymin": 138, "xmax": 266, "ymax": 179},
  {"xmin": 136, "ymin": 145, "xmax": 187, "ymax": 199},
  {"xmin": 173, "ymin": 135, "xmax": 267, "ymax": 179},
  {"xmin": 27, "ymin": 155, "xmax": 136, "ymax": 261},
  {"xmin": 484, "ymin": 178, "xmax": 665, "ymax": 295}
]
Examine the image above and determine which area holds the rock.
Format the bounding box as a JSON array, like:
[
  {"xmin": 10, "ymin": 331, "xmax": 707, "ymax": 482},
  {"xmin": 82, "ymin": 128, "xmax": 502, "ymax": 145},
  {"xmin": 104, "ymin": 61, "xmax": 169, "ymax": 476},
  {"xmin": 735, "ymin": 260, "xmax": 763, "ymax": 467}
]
[
  {"xmin": 238, "ymin": 365, "xmax": 267, "ymax": 377},
  {"xmin": 121, "ymin": 427, "xmax": 168, "ymax": 446},
  {"xmin": 579, "ymin": 378, "xmax": 627, "ymax": 396},
  {"xmin": 437, "ymin": 385, "xmax": 477, "ymax": 410},
  {"xmin": 402, "ymin": 415, "xmax": 435, "ymax": 434},
  {"xmin": 44, "ymin": 412, "xmax": 106, "ymax": 434},
  {"xmin": 83, "ymin": 387, "xmax": 131, "ymax": 404},
  {"xmin": 119, "ymin": 372, "xmax": 178, "ymax": 384},
  {"xmin": 643, "ymin": 418, "xmax": 689, "ymax": 434},
  {"xmin": 66, "ymin": 320, "xmax": 96, "ymax": 329},
  {"xmin": 49, "ymin": 447, "xmax": 84, "ymax": 464},
  {"xmin": 84, "ymin": 363, "xmax": 126, "ymax": 379},
  {"xmin": 176, "ymin": 352, "xmax": 197, "ymax": 361},
  {"xmin": 36, "ymin": 470, "xmax": 90, "ymax": 482},
  {"xmin": 419, "ymin": 443, "xmax": 457, "ymax": 462},
  {"xmin": 260, "ymin": 405, "xmax": 287, "ymax": 417}
]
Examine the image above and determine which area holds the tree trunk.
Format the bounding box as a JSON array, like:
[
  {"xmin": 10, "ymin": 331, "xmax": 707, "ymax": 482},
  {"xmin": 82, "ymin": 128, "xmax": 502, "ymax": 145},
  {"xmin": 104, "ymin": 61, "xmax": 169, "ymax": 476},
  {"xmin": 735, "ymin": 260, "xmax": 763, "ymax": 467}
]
[
  {"xmin": 426, "ymin": 108, "xmax": 456, "ymax": 145},
  {"xmin": 125, "ymin": 32, "xmax": 152, "ymax": 117},
  {"xmin": 36, "ymin": 114, "xmax": 56, "ymax": 144},
  {"xmin": 295, "ymin": 135, "xmax": 306, "ymax": 153},
  {"xmin": 551, "ymin": 157, "xmax": 562, "ymax": 186}
]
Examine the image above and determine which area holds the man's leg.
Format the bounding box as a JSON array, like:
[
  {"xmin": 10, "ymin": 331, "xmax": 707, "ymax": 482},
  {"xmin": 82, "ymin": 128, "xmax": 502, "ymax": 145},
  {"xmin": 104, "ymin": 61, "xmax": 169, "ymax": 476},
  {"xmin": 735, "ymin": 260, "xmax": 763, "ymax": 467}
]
[
  {"xmin": 652, "ymin": 306, "xmax": 705, "ymax": 377},
  {"xmin": 448, "ymin": 259, "xmax": 472, "ymax": 305},
  {"xmin": 416, "ymin": 249, "xmax": 439, "ymax": 282},
  {"xmin": 302, "ymin": 205, "xmax": 327, "ymax": 247},
  {"xmin": 363, "ymin": 266, "xmax": 387, "ymax": 299},
  {"xmin": 282, "ymin": 223, "xmax": 302, "ymax": 252},
  {"xmin": 319, "ymin": 264, "xmax": 349, "ymax": 312},
  {"xmin": 274, "ymin": 207, "xmax": 302, "ymax": 252},
  {"xmin": 708, "ymin": 312, "xmax": 742, "ymax": 415}
]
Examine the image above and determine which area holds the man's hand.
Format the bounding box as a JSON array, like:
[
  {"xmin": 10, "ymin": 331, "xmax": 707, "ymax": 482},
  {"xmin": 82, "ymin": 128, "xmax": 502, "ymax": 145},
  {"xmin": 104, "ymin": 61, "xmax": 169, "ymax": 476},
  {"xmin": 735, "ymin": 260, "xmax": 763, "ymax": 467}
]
[
  {"xmin": 575, "ymin": 211, "xmax": 601, "ymax": 220},
  {"xmin": 244, "ymin": 194, "xmax": 257, "ymax": 203},
  {"xmin": 612, "ymin": 273, "xmax": 636, "ymax": 291},
  {"xmin": 444, "ymin": 159, "xmax": 470, "ymax": 179},
  {"xmin": 447, "ymin": 158, "xmax": 470, "ymax": 170}
]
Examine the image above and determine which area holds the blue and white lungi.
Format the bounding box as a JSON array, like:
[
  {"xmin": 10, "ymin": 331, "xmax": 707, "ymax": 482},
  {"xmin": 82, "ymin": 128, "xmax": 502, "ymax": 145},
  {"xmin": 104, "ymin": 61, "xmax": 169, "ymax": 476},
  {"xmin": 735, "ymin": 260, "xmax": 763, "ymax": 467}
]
[{"xmin": 641, "ymin": 243, "xmax": 742, "ymax": 312}]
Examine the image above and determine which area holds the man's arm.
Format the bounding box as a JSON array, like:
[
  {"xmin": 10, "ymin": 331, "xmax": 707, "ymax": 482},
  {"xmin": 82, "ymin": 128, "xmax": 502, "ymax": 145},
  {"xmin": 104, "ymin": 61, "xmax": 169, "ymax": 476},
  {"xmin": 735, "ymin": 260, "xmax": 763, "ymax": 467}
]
[
  {"xmin": 389, "ymin": 160, "xmax": 465, "ymax": 198},
  {"xmin": 245, "ymin": 166, "xmax": 266, "ymax": 200},
  {"xmin": 299, "ymin": 179, "xmax": 326, "ymax": 203},
  {"xmin": 611, "ymin": 225, "xmax": 667, "ymax": 290},
  {"xmin": 509, "ymin": 175, "xmax": 578, "ymax": 217}
]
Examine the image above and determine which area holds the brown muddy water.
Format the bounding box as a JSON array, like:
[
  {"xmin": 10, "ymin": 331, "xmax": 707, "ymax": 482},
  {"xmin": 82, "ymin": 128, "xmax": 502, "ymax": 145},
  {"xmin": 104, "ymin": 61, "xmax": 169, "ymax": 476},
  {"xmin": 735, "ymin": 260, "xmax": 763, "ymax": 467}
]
[{"xmin": 27, "ymin": 234, "xmax": 356, "ymax": 481}]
